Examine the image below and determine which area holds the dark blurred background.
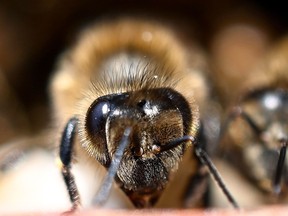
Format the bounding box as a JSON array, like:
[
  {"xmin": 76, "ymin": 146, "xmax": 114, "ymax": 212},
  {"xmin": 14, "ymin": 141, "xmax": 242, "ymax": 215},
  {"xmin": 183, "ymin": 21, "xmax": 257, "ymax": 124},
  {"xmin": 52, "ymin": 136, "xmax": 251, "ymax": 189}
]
[{"xmin": 0, "ymin": 0, "xmax": 287, "ymax": 143}]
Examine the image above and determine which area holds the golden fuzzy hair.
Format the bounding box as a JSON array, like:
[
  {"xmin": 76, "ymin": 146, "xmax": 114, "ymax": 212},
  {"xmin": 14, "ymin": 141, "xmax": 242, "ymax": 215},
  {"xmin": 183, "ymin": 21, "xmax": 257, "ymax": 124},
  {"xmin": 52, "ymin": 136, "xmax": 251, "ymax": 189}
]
[{"xmin": 50, "ymin": 18, "xmax": 208, "ymax": 153}]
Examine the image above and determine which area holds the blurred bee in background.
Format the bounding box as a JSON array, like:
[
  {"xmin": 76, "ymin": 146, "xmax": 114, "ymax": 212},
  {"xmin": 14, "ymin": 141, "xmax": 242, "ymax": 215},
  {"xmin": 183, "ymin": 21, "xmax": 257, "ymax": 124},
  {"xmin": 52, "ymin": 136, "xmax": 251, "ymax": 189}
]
[
  {"xmin": 218, "ymin": 35, "xmax": 288, "ymax": 205},
  {"xmin": 50, "ymin": 18, "xmax": 238, "ymax": 211}
]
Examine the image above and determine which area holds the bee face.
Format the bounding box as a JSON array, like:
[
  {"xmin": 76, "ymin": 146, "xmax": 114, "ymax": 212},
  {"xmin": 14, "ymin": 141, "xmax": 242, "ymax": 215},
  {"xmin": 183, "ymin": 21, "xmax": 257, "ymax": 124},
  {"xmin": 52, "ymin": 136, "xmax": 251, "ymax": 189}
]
[
  {"xmin": 83, "ymin": 87, "xmax": 193, "ymax": 206},
  {"xmin": 224, "ymin": 89, "xmax": 288, "ymax": 193},
  {"xmin": 50, "ymin": 19, "xmax": 211, "ymax": 208}
]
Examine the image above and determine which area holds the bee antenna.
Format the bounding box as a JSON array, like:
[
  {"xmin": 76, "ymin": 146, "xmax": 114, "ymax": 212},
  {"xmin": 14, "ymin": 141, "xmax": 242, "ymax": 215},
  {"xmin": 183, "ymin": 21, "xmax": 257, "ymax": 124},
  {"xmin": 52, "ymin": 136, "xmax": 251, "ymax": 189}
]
[
  {"xmin": 162, "ymin": 135, "xmax": 239, "ymax": 209},
  {"xmin": 194, "ymin": 145, "xmax": 240, "ymax": 209},
  {"xmin": 93, "ymin": 127, "xmax": 132, "ymax": 206},
  {"xmin": 158, "ymin": 135, "xmax": 195, "ymax": 152},
  {"xmin": 273, "ymin": 139, "xmax": 287, "ymax": 195}
]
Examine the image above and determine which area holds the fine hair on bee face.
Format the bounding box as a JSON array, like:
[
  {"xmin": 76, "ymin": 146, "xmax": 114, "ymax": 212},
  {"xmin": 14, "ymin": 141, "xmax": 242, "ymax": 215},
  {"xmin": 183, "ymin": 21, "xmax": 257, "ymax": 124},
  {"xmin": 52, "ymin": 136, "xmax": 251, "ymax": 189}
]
[
  {"xmin": 219, "ymin": 36, "xmax": 288, "ymax": 201},
  {"xmin": 50, "ymin": 18, "xmax": 238, "ymax": 211}
]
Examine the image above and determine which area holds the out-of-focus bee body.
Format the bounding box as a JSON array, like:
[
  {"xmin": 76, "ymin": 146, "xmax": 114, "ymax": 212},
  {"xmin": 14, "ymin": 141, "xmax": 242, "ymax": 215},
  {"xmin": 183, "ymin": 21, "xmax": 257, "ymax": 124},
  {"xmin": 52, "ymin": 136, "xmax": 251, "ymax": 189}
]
[
  {"xmin": 220, "ymin": 36, "xmax": 288, "ymax": 204},
  {"xmin": 50, "ymin": 19, "xmax": 213, "ymax": 209}
]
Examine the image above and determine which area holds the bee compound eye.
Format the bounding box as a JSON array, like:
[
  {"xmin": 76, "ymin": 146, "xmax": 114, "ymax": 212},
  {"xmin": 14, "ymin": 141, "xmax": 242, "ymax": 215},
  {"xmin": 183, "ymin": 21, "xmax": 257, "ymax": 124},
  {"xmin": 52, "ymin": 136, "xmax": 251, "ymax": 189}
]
[{"xmin": 86, "ymin": 100, "xmax": 111, "ymax": 135}]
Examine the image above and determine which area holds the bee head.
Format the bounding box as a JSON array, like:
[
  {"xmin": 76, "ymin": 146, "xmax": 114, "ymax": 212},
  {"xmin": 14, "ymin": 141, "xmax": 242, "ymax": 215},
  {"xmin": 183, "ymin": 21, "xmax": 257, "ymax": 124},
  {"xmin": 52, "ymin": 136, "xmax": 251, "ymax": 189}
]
[
  {"xmin": 84, "ymin": 87, "xmax": 197, "ymax": 207},
  {"xmin": 224, "ymin": 88, "xmax": 288, "ymax": 195}
]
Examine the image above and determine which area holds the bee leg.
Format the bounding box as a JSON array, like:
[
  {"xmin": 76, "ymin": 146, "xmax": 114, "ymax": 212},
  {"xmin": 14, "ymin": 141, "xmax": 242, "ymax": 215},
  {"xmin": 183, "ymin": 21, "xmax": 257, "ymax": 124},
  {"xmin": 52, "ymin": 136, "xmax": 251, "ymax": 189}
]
[
  {"xmin": 183, "ymin": 165, "xmax": 209, "ymax": 208},
  {"xmin": 59, "ymin": 117, "xmax": 81, "ymax": 212},
  {"xmin": 183, "ymin": 125, "xmax": 209, "ymax": 208}
]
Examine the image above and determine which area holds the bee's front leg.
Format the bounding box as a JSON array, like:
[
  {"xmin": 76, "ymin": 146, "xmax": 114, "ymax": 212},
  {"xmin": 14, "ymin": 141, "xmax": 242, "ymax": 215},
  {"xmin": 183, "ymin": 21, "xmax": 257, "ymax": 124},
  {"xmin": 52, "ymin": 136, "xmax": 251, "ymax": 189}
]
[{"xmin": 59, "ymin": 117, "xmax": 81, "ymax": 212}]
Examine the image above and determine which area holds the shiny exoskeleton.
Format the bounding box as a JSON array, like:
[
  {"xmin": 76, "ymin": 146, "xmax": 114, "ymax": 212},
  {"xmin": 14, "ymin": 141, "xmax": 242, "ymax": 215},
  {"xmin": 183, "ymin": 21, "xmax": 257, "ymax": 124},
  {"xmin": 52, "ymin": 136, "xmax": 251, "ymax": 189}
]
[{"xmin": 84, "ymin": 87, "xmax": 194, "ymax": 207}]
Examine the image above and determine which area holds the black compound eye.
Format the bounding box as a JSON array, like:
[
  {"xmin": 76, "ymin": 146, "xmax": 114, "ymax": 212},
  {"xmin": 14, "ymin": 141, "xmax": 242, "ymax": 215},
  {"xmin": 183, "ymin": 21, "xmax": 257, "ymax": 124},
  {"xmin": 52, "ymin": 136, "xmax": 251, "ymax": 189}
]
[{"xmin": 86, "ymin": 99, "xmax": 111, "ymax": 136}]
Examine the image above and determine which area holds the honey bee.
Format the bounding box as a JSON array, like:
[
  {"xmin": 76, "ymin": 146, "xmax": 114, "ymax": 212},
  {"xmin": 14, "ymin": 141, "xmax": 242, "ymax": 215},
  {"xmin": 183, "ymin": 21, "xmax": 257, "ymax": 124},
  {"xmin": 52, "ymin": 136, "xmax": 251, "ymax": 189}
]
[
  {"xmin": 50, "ymin": 18, "xmax": 238, "ymax": 211},
  {"xmin": 219, "ymin": 35, "xmax": 288, "ymax": 204}
]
